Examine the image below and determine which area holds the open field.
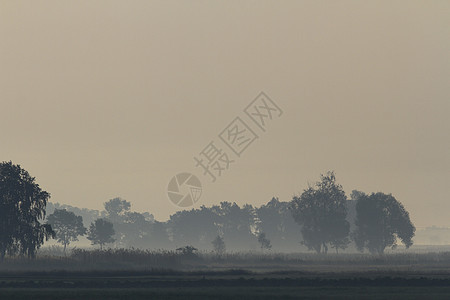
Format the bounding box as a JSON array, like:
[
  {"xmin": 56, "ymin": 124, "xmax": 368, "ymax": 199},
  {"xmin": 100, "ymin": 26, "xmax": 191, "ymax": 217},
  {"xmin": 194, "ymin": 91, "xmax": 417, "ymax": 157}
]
[
  {"xmin": 1, "ymin": 270, "xmax": 450, "ymax": 299},
  {"xmin": 2, "ymin": 249, "xmax": 450, "ymax": 299},
  {"xmin": 4, "ymin": 247, "xmax": 450, "ymax": 272}
]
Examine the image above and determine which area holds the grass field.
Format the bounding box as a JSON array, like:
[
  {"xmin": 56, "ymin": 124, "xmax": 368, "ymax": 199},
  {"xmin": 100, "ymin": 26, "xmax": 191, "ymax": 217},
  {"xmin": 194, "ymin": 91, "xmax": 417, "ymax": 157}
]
[
  {"xmin": 1, "ymin": 270, "xmax": 450, "ymax": 299},
  {"xmin": 2, "ymin": 248, "xmax": 450, "ymax": 299}
]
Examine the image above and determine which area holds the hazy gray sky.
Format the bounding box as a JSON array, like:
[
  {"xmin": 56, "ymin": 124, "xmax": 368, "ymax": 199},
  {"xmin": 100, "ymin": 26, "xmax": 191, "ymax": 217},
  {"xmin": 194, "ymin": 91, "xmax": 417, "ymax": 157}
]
[{"xmin": 1, "ymin": 1, "xmax": 449, "ymax": 227}]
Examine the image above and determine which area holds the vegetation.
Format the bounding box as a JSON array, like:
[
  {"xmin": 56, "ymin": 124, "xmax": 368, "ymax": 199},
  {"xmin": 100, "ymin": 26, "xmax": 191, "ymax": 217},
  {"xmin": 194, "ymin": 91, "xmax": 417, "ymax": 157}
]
[
  {"xmin": 290, "ymin": 171, "xmax": 350, "ymax": 253},
  {"xmin": 257, "ymin": 233, "xmax": 272, "ymax": 251},
  {"xmin": 46, "ymin": 209, "xmax": 86, "ymax": 252},
  {"xmin": 1, "ymin": 247, "xmax": 450, "ymax": 272},
  {"xmin": 176, "ymin": 245, "xmax": 198, "ymax": 256},
  {"xmin": 87, "ymin": 219, "xmax": 115, "ymax": 250},
  {"xmin": 212, "ymin": 235, "xmax": 226, "ymax": 255},
  {"xmin": 353, "ymin": 192, "xmax": 416, "ymax": 254},
  {"xmin": 0, "ymin": 163, "xmax": 419, "ymax": 259},
  {"xmin": 0, "ymin": 161, "xmax": 54, "ymax": 259}
]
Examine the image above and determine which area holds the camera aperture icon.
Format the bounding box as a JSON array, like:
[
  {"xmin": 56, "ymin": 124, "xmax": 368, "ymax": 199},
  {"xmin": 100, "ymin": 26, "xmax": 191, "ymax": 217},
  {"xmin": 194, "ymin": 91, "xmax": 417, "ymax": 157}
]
[{"xmin": 167, "ymin": 173, "xmax": 202, "ymax": 207}]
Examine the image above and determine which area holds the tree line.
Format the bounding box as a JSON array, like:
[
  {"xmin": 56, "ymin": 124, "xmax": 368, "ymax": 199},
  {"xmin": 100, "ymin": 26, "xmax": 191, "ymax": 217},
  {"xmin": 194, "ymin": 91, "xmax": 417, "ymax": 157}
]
[{"xmin": 0, "ymin": 161, "xmax": 415, "ymax": 259}]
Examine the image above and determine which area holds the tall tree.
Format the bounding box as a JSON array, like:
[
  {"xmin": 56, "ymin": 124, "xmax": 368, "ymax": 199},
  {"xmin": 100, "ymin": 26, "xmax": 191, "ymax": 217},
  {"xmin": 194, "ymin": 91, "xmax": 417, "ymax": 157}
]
[
  {"xmin": 211, "ymin": 235, "xmax": 226, "ymax": 255},
  {"xmin": 218, "ymin": 202, "xmax": 259, "ymax": 251},
  {"xmin": 290, "ymin": 171, "xmax": 350, "ymax": 254},
  {"xmin": 257, "ymin": 232, "xmax": 272, "ymax": 251},
  {"xmin": 169, "ymin": 206, "xmax": 219, "ymax": 249},
  {"xmin": 148, "ymin": 221, "xmax": 172, "ymax": 249},
  {"xmin": 118, "ymin": 212, "xmax": 153, "ymax": 248},
  {"xmin": 0, "ymin": 161, "xmax": 54, "ymax": 259},
  {"xmin": 104, "ymin": 197, "xmax": 131, "ymax": 222},
  {"xmin": 256, "ymin": 197, "xmax": 301, "ymax": 251},
  {"xmin": 353, "ymin": 192, "xmax": 415, "ymax": 254},
  {"xmin": 47, "ymin": 209, "xmax": 86, "ymax": 252},
  {"xmin": 87, "ymin": 218, "xmax": 115, "ymax": 250}
]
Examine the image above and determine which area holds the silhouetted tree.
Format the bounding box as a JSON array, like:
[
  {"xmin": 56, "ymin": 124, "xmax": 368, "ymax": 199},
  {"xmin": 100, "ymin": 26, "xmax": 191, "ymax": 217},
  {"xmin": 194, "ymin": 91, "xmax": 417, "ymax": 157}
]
[
  {"xmin": 87, "ymin": 218, "xmax": 115, "ymax": 250},
  {"xmin": 256, "ymin": 197, "xmax": 301, "ymax": 251},
  {"xmin": 47, "ymin": 209, "xmax": 86, "ymax": 252},
  {"xmin": 0, "ymin": 161, "xmax": 55, "ymax": 259},
  {"xmin": 218, "ymin": 202, "xmax": 259, "ymax": 251},
  {"xmin": 104, "ymin": 198, "xmax": 151, "ymax": 248},
  {"xmin": 46, "ymin": 202, "xmax": 105, "ymax": 228},
  {"xmin": 212, "ymin": 235, "xmax": 226, "ymax": 255},
  {"xmin": 330, "ymin": 234, "xmax": 350, "ymax": 253},
  {"xmin": 104, "ymin": 197, "xmax": 130, "ymax": 222},
  {"xmin": 257, "ymin": 232, "xmax": 272, "ymax": 251},
  {"xmin": 119, "ymin": 211, "xmax": 153, "ymax": 248},
  {"xmin": 148, "ymin": 221, "xmax": 172, "ymax": 249},
  {"xmin": 353, "ymin": 192, "xmax": 415, "ymax": 254},
  {"xmin": 290, "ymin": 171, "xmax": 350, "ymax": 254},
  {"xmin": 169, "ymin": 206, "xmax": 219, "ymax": 249}
]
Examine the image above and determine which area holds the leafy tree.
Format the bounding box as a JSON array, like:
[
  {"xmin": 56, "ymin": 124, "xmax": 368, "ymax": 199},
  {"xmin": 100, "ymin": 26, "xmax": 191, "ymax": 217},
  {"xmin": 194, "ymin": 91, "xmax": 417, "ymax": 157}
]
[
  {"xmin": 212, "ymin": 235, "xmax": 226, "ymax": 255},
  {"xmin": 169, "ymin": 205, "xmax": 220, "ymax": 249},
  {"xmin": 0, "ymin": 161, "xmax": 55, "ymax": 259},
  {"xmin": 104, "ymin": 197, "xmax": 130, "ymax": 222},
  {"xmin": 46, "ymin": 209, "xmax": 86, "ymax": 252},
  {"xmin": 290, "ymin": 171, "xmax": 350, "ymax": 254},
  {"xmin": 353, "ymin": 192, "xmax": 415, "ymax": 254},
  {"xmin": 87, "ymin": 218, "xmax": 115, "ymax": 250},
  {"xmin": 148, "ymin": 221, "xmax": 172, "ymax": 249},
  {"xmin": 46, "ymin": 202, "xmax": 105, "ymax": 228},
  {"xmin": 330, "ymin": 234, "xmax": 350, "ymax": 254},
  {"xmin": 119, "ymin": 211, "xmax": 153, "ymax": 248},
  {"xmin": 103, "ymin": 197, "xmax": 149, "ymax": 248},
  {"xmin": 257, "ymin": 232, "xmax": 272, "ymax": 251},
  {"xmin": 256, "ymin": 197, "xmax": 301, "ymax": 251},
  {"xmin": 217, "ymin": 202, "xmax": 259, "ymax": 251}
]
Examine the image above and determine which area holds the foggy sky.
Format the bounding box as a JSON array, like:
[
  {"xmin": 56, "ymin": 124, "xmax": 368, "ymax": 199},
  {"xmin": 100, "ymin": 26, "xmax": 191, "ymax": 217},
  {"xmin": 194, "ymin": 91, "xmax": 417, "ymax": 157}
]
[{"xmin": 1, "ymin": 1, "xmax": 449, "ymax": 227}]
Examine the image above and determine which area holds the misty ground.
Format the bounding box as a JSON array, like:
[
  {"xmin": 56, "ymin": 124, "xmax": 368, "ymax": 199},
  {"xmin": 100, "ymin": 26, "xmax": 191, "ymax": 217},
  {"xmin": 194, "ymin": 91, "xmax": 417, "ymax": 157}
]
[
  {"xmin": 1, "ymin": 273, "xmax": 450, "ymax": 299},
  {"xmin": 2, "ymin": 247, "xmax": 450, "ymax": 299}
]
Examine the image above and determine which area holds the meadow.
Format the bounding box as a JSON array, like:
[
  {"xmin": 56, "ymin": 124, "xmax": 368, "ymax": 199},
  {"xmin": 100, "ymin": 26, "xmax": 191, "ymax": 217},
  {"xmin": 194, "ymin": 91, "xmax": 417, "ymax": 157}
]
[{"xmin": 1, "ymin": 247, "xmax": 450, "ymax": 299}]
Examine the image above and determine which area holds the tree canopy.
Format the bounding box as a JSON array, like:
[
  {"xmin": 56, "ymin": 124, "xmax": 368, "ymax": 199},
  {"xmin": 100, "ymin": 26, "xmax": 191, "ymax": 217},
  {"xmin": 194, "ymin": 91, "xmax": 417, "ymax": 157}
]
[
  {"xmin": 47, "ymin": 209, "xmax": 86, "ymax": 252},
  {"xmin": 290, "ymin": 171, "xmax": 350, "ymax": 253},
  {"xmin": 353, "ymin": 192, "xmax": 415, "ymax": 254},
  {"xmin": 211, "ymin": 235, "xmax": 226, "ymax": 255},
  {"xmin": 257, "ymin": 232, "xmax": 272, "ymax": 251},
  {"xmin": 0, "ymin": 161, "xmax": 54, "ymax": 259},
  {"xmin": 87, "ymin": 218, "xmax": 115, "ymax": 250}
]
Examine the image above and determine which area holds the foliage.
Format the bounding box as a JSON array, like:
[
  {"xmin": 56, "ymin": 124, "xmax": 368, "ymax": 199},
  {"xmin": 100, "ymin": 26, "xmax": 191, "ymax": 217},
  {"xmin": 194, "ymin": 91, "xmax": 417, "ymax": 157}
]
[
  {"xmin": 257, "ymin": 233, "xmax": 272, "ymax": 251},
  {"xmin": 46, "ymin": 209, "xmax": 86, "ymax": 252},
  {"xmin": 176, "ymin": 245, "xmax": 198, "ymax": 256},
  {"xmin": 353, "ymin": 192, "xmax": 415, "ymax": 254},
  {"xmin": 102, "ymin": 198, "xmax": 158, "ymax": 248},
  {"xmin": 0, "ymin": 161, "xmax": 55, "ymax": 259},
  {"xmin": 104, "ymin": 197, "xmax": 131, "ymax": 222},
  {"xmin": 290, "ymin": 171, "xmax": 350, "ymax": 253},
  {"xmin": 46, "ymin": 198, "xmax": 303, "ymax": 251},
  {"xmin": 256, "ymin": 197, "xmax": 301, "ymax": 251},
  {"xmin": 212, "ymin": 235, "xmax": 226, "ymax": 255},
  {"xmin": 46, "ymin": 202, "xmax": 107, "ymax": 228},
  {"xmin": 87, "ymin": 218, "xmax": 116, "ymax": 250}
]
